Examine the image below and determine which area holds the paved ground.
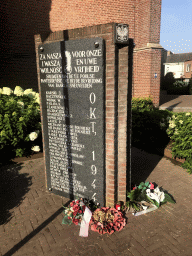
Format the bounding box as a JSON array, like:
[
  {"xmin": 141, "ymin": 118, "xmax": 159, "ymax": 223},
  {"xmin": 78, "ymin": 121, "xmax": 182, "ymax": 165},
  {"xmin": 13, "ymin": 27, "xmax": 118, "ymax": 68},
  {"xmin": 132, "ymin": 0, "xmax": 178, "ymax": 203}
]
[
  {"xmin": 159, "ymin": 94, "xmax": 192, "ymax": 112},
  {"xmin": 0, "ymin": 147, "xmax": 192, "ymax": 256}
]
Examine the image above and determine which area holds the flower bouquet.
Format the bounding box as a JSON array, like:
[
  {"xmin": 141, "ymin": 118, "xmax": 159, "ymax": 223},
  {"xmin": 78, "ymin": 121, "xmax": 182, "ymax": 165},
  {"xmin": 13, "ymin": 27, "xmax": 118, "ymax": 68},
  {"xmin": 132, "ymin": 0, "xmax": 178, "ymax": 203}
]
[
  {"xmin": 89, "ymin": 207, "xmax": 126, "ymax": 235},
  {"xmin": 126, "ymin": 182, "xmax": 175, "ymax": 216},
  {"xmin": 62, "ymin": 198, "xmax": 99, "ymax": 226}
]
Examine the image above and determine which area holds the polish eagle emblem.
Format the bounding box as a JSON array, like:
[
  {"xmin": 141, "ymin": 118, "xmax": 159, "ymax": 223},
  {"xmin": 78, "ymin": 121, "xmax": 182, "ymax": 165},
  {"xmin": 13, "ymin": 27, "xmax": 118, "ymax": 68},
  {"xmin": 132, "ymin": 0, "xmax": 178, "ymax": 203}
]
[{"xmin": 116, "ymin": 26, "xmax": 128, "ymax": 42}]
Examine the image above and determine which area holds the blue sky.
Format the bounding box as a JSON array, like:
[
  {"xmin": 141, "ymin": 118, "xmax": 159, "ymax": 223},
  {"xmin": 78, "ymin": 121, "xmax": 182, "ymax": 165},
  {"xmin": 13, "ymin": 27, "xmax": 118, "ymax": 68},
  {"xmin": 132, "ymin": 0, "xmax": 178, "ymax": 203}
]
[{"xmin": 160, "ymin": 0, "xmax": 192, "ymax": 54}]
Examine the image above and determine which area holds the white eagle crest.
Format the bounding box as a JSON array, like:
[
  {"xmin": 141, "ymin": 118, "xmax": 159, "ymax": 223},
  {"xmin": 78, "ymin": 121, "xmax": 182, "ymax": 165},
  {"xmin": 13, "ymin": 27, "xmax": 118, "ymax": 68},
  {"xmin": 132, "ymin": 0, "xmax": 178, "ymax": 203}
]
[{"xmin": 116, "ymin": 26, "xmax": 128, "ymax": 42}]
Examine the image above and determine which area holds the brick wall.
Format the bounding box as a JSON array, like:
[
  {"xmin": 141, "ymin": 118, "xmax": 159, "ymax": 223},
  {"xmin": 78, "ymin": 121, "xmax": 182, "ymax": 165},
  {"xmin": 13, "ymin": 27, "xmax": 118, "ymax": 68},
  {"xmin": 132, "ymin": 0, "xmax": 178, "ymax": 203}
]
[
  {"xmin": 184, "ymin": 60, "xmax": 192, "ymax": 79},
  {"xmin": 1, "ymin": 0, "xmax": 162, "ymax": 106}
]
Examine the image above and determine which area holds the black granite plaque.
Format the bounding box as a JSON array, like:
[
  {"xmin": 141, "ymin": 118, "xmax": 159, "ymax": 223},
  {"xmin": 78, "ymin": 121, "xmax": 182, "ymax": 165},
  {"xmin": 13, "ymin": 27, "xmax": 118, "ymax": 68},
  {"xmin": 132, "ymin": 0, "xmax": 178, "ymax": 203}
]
[{"xmin": 38, "ymin": 38, "xmax": 105, "ymax": 206}]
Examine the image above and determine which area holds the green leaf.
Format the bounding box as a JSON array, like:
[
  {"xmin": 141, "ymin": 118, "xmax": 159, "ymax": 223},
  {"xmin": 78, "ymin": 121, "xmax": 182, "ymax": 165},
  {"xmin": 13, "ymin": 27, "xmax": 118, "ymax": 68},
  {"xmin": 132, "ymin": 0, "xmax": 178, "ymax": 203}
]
[
  {"xmin": 145, "ymin": 182, "xmax": 149, "ymax": 187},
  {"xmin": 138, "ymin": 182, "xmax": 145, "ymax": 189},
  {"xmin": 146, "ymin": 195, "xmax": 160, "ymax": 208},
  {"xmin": 62, "ymin": 215, "xmax": 72, "ymax": 225},
  {"xmin": 164, "ymin": 193, "xmax": 176, "ymax": 204}
]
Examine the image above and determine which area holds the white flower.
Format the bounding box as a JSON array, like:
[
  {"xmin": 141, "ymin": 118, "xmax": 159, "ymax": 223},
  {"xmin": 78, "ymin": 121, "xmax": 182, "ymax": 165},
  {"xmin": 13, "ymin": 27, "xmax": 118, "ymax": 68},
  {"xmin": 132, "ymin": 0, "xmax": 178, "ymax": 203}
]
[
  {"xmin": 159, "ymin": 192, "xmax": 165, "ymax": 202},
  {"xmin": 17, "ymin": 101, "xmax": 25, "ymax": 112},
  {"xmin": 186, "ymin": 112, "xmax": 190, "ymax": 116},
  {"xmin": 179, "ymin": 120, "xmax": 183, "ymax": 124},
  {"xmin": 169, "ymin": 121, "xmax": 176, "ymax": 129},
  {"xmin": 146, "ymin": 187, "xmax": 165, "ymax": 204},
  {"xmin": 2, "ymin": 87, "xmax": 13, "ymax": 95},
  {"xmin": 172, "ymin": 115, "xmax": 175, "ymax": 119},
  {"xmin": 174, "ymin": 129, "xmax": 179, "ymax": 135},
  {"xmin": 14, "ymin": 86, "xmax": 24, "ymax": 96},
  {"xmin": 35, "ymin": 93, "xmax": 40, "ymax": 104},
  {"xmin": 29, "ymin": 131, "xmax": 38, "ymax": 141},
  {"xmin": 154, "ymin": 187, "xmax": 160, "ymax": 193},
  {"xmin": 31, "ymin": 146, "xmax": 40, "ymax": 152},
  {"xmin": 24, "ymin": 89, "xmax": 36, "ymax": 99}
]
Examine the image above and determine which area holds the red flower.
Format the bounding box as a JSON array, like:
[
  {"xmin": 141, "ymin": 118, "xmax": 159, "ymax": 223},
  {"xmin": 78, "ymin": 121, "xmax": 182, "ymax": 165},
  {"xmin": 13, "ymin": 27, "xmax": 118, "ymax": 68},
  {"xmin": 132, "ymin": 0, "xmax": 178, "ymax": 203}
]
[
  {"xmin": 73, "ymin": 211, "xmax": 78, "ymax": 216},
  {"xmin": 75, "ymin": 200, "xmax": 80, "ymax": 204},
  {"xmin": 150, "ymin": 182, "xmax": 154, "ymax": 190},
  {"xmin": 68, "ymin": 217, "xmax": 71, "ymax": 219},
  {"xmin": 70, "ymin": 201, "xmax": 75, "ymax": 207},
  {"xmin": 133, "ymin": 187, "xmax": 136, "ymax": 190},
  {"xmin": 73, "ymin": 205, "xmax": 79, "ymax": 212},
  {"xmin": 72, "ymin": 218, "xmax": 79, "ymax": 225},
  {"xmin": 79, "ymin": 210, "xmax": 82, "ymax": 214},
  {"xmin": 82, "ymin": 205, "xmax": 86, "ymax": 212}
]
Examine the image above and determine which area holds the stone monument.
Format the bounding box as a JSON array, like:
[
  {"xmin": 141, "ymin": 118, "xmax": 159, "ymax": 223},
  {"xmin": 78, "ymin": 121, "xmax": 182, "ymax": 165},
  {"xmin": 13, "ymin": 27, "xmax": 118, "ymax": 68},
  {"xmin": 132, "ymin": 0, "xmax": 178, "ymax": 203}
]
[{"xmin": 35, "ymin": 22, "xmax": 134, "ymax": 207}]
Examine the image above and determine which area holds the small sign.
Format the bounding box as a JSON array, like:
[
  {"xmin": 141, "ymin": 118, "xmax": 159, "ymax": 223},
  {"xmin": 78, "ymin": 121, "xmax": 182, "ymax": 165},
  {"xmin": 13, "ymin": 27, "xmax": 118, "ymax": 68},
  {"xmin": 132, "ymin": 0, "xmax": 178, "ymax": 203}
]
[
  {"xmin": 154, "ymin": 73, "xmax": 157, "ymax": 78},
  {"xmin": 114, "ymin": 23, "xmax": 129, "ymax": 44}
]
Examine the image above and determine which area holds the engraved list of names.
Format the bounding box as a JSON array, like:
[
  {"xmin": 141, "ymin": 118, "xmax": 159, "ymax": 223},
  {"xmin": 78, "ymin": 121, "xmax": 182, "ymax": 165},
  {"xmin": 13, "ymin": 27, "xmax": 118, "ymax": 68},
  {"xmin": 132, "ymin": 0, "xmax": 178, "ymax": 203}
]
[{"xmin": 38, "ymin": 38, "xmax": 105, "ymax": 206}]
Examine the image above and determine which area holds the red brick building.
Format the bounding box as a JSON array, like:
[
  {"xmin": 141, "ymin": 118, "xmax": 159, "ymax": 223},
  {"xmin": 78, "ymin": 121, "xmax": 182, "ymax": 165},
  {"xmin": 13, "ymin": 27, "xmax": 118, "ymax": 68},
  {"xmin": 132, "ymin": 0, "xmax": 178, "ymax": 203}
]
[
  {"xmin": 184, "ymin": 60, "xmax": 192, "ymax": 80},
  {"xmin": 1, "ymin": 0, "xmax": 162, "ymax": 106}
]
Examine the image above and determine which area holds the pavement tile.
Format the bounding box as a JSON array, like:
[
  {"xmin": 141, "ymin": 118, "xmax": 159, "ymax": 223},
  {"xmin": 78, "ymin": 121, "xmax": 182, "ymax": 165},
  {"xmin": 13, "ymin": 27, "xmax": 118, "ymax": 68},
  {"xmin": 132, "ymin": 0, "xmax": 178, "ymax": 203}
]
[
  {"xmin": 145, "ymin": 239, "xmax": 165, "ymax": 253},
  {"xmin": 29, "ymin": 240, "xmax": 45, "ymax": 256},
  {"xmin": 102, "ymin": 235, "xmax": 124, "ymax": 253},
  {"xmin": 147, "ymin": 247, "xmax": 165, "ymax": 256},
  {"xmin": 0, "ymin": 238, "xmax": 16, "ymax": 255},
  {"xmin": 43, "ymin": 227, "xmax": 56, "ymax": 246},
  {"xmin": 129, "ymin": 236, "xmax": 149, "ymax": 255},
  {"xmin": 24, "ymin": 219, "xmax": 34, "ymax": 234},
  {"xmin": 47, "ymin": 222, "xmax": 61, "ymax": 240},
  {"xmin": 19, "ymin": 225, "xmax": 28, "ymax": 240},
  {"xmin": 119, "ymin": 249, "xmax": 134, "ymax": 256},
  {"xmin": 128, "ymin": 245, "xmax": 142, "ymax": 256},
  {"xmin": 30, "ymin": 214, "xmax": 39, "ymax": 229},
  {"xmin": 52, "ymin": 217, "xmax": 63, "ymax": 231},
  {"xmin": 97, "ymin": 239, "xmax": 116, "ymax": 255},
  {"xmin": 80, "ymin": 243, "xmax": 107, "ymax": 256},
  {"xmin": 38, "ymin": 233, "xmax": 52, "ymax": 254}
]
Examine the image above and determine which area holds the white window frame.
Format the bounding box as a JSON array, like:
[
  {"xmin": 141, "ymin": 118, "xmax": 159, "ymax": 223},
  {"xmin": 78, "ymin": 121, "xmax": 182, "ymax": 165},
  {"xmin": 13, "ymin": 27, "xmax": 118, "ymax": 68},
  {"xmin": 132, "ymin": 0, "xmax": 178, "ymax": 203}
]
[{"xmin": 186, "ymin": 64, "xmax": 191, "ymax": 72}]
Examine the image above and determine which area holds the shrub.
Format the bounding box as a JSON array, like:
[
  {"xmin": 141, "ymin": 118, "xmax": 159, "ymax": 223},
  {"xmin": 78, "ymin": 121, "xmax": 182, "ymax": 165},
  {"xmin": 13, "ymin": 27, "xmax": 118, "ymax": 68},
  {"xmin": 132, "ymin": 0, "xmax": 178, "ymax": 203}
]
[
  {"xmin": 0, "ymin": 86, "xmax": 42, "ymax": 164},
  {"xmin": 161, "ymin": 72, "xmax": 175, "ymax": 90},
  {"xmin": 132, "ymin": 103, "xmax": 172, "ymax": 152},
  {"xmin": 166, "ymin": 112, "xmax": 192, "ymax": 173},
  {"xmin": 167, "ymin": 80, "xmax": 189, "ymax": 95},
  {"xmin": 132, "ymin": 96, "xmax": 155, "ymax": 112},
  {"xmin": 189, "ymin": 78, "xmax": 192, "ymax": 95}
]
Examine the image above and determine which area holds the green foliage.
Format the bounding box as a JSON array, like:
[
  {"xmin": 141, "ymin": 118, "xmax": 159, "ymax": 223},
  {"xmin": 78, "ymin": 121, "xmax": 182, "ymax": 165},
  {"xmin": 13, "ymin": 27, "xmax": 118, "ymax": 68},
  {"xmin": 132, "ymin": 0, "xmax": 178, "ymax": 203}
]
[
  {"xmin": 138, "ymin": 182, "xmax": 149, "ymax": 191},
  {"xmin": 0, "ymin": 88, "xmax": 42, "ymax": 164},
  {"xmin": 127, "ymin": 182, "xmax": 176, "ymax": 212},
  {"xmin": 167, "ymin": 80, "xmax": 189, "ymax": 95},
  {"xmin": 132, "ymin": 106, "xmax": 172, "ymax": 152},
  {"xmin": 166, "ymin": 112, "xmax": 192, "ymax": 173},
  {"xmin": 163, "ymin": 193, "xmax": 176, "ymax": 204},
  {"xmin": 62, "ymin": 215, "xmax": 72, "ymax": 225},
  {"xmin": 161, "ymin": 72, "xmax": 175, "ymax": 90},
  {"xmin": 132, "ymin": 96, "xmax": 155, "ymax": 112},
  {"xmin": 146, "ymin": 195, "xmax": 160, "ymax": 208},
  {"xmin": 189, "ymin": 77, "xmax": 192, "ymax": 95}
]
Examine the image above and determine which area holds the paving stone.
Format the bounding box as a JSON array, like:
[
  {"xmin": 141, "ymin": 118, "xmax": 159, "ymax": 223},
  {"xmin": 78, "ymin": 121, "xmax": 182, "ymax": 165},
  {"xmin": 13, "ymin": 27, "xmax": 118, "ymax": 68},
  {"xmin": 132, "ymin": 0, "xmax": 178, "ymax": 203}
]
[
  {"xmin": 128, "ymin": 245, "xmax": 142, "ymax": 256},
  {"xmin": 38, "ymin": 233, "xmax": 51, "ymax": 253}
]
